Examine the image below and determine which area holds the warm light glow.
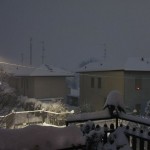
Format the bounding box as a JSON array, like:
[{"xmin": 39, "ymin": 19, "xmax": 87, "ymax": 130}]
[{"xmin": 136, "ymin": 87, "xmax": 140, "ymax": 91}]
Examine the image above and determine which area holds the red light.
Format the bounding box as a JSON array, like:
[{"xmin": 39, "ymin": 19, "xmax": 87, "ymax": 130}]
[{"xmin": 136, "ymin": 86, "xmax": 140, "ymax": 91}]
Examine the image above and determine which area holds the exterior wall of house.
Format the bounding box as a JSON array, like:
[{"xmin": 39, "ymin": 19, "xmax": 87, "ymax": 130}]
[
  {"xmin": 33, "ymin": 76, "xmax": 70, "ymax": 100},
  {"xmin": 124, "ymin": 71, "xmax": 150, "ymax": 113},
  {"xmin": 79, "ymin": 71, "xmax": 124, "ymax": 111},
  {"xmin": 13, "ymin": 76, "xmax": 70, "ymax": 101},
  {"xmin": 14, "ymin": 77, "xmax": 34, "ymax": 97}
]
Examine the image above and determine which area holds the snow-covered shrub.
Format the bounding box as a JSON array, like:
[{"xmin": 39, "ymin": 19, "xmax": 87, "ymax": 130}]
[
  {"xmin": 86, "ymin": 129, "xmax": 105, "ymax": 150},
  {"xmin": 16, "ymin": 97, "xmax": 42, "ymax": 111},
  {"xmin": 103, "ymin": 90, "xmax": 126, "ymax": 116},
  {"xmin": 0, "ymin": 67, "xmax": 18, "ymax": 115},
  {"xmin": 80, "ymin": 120, "xmax": 95, "ymax": 135},
  {"xmin": 144, "ymin": 100, "xmax": 150, "ymax": 117},
  {"xmin": 80, "ymin": 121, "xmax": 105, "ymax": 150},
  {"xmin": 43, "ymin": 100, "xmax": 67, "ymax": 113},
  {"xmin": 103, "ymin": 127, "xmax": 132, "ymax": 150},
  {"xmin": 80, "ymin": 121, "xmax": 131, "ymax": 150},
  {"xmin": 16, "ymin": 96, "xmax": 68, "ymax": 113}
]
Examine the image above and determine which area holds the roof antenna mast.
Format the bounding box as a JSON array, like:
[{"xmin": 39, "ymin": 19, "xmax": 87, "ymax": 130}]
[
  {"xmin": 103, "ymin": 43, "xmax": 107, "ymax": 60},
  {"xmin": 30, "ymin": 37, "xmax": 33, "ymax": 66},
  {"xmin": 21, "ymin": 53, "xmax": 24, "ymax": 65},
  {"xmin": 41, "ymin": 41, "xmax": 45, "ymax": 64}
]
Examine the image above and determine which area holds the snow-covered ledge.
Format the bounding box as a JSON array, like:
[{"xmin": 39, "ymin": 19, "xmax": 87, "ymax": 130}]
[{"xmin": 119, "ymin": 113, "xmax": 150, "ymax": 126}]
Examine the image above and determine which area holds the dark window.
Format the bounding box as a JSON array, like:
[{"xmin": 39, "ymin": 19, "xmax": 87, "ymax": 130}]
[
  {"xmin": 21, "ymin": 78, "xmax": 24, "ymax": 88},
  {"xmin": 26, "ymin": 78, "xmax": 28, "ymax": 89},
  {"xmin": 135, "ymin": 78, "xmax": 142, "ymax": 91},
  {"xmin": 98, "ymin": 77, "xmax": 101, "ymax": 88},
  {"xmin": 91, "ymin": 77, "xmax": 95, "ymax": 88}
]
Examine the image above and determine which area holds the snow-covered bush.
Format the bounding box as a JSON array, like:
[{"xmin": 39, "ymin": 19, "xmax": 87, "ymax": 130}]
[
  {"xmin": 80, "ymin": 121, "xmax": 131, "ymax": 150},
  {"xmin": 0, "ymin": 67, "xmax": 18, "ymax": 115},
  {"xmin": 144, "ymin": 100, "xmax": 150, "ymax": 117},
  {"xmin": 80, "ymin": 121, "xmax": 105, "ymax": 150},
  {"xmin": 16, "ymin": 96, "xmax": 68, "ymax": 113},
  {"xmin": 0, "ymin": 82, "xmax": 18, "ymax": 114},
  {"xmin": 103, "ymin": 127, "xmax": 132, "ymax": 150},
  {"xmin": 16, "ymin": 97, "xmax": 42, "ymax": 111},
  {"xmin": 103, "ymin": 90, "xmax": 126, "ymax": 116},
  {"xmin": 80, "ymin": 120, "xmax": 95, "ymax": 135},
  {"xmin": 43, "ymin": 100, "xmax": 67, "ymax": 113}
]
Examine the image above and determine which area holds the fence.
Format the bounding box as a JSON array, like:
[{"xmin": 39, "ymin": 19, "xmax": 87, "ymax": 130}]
[
  {"xmin": 66, "ymin": 111, "xmax": 150, "ymax": 150},
  {"xmin": 1, "ymin": 110, "xmax": 150, "ymax": 149},
  {"xmin": 0, "ymin": 110, "xmax": 73, "ymax": 129}
]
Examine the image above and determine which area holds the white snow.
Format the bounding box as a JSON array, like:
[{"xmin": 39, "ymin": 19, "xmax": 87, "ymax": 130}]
[
  {"xmin": 5, "ymin": 64, "xmax": 73, "ymax": 77},
  {"xmin": 0, "ymin": 125, "xmax": 85, "ymax": 150},
  {"xmin": 119, "ymin": 112, "xmax": 150, "ymax": 127},
  {"xmin": 78, "ymin": 57, "xmax": 150, "ymax": 72},
  {"xmin": 78, "ymin": 61, "xmax": 123, "ymax": 72},
  {"xmin": 103, "ymin": 90, "xmax": 125, "ymax": 110},
  {"xmin": 67, "ymin": 109, "xmax": 111, "ymax": 123},
  {"xmin": 103, "ymin": 127, "xmax": 132, "ymax": 150},
  {"xmin": 124, "ymin": 57, "xmax": 150, "ymax": 71}
]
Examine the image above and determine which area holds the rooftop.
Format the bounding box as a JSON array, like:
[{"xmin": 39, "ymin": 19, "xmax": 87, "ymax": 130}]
[
  {"xmin": 78, "ymin": 57, "xmax": 150, "ymax": 72},
  {"xmin": 2, "ymin": 64, "xmax": 74, "ymax": 77}
]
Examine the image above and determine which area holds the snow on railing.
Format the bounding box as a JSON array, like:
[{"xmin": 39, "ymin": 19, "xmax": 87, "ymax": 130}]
[
  {"xmin": 0, "ymin": 110, "xmax": 73, "ymax": 129},
  {"xmin": 66, "ymin": 110, "xmax": 150, "ymax": 150}
]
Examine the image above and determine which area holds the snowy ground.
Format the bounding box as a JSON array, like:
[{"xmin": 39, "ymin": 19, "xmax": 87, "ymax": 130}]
[{"xmin": 0, "ymin": 125, "xmax": 85, "ymax": 150}]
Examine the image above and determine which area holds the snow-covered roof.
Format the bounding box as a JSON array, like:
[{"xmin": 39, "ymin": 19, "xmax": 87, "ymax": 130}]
[
  {"xmin": 78, "ymin": 57, "xmax": 150, "ymax": 72},
  {"xmin": 4, "ymin": 64, "xmax": 74, "ymax": 77},
  {"xmin": 124, "ymin": 57, "xmax": 150, "ymax": 71}
]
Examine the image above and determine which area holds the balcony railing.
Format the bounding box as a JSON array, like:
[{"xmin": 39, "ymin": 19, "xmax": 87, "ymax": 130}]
[
  {"xmin": 66, "ymin": 110, "xmax": 150, "ymax": 150},
  {"xmin": 0, "ymin": 109, "xmax": 150, "ymax": 149}
]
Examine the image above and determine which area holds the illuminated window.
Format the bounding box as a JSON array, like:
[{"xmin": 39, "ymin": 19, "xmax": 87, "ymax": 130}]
[
  {"xmin": 135, "ymin": 78, "xmax": 142, "ymax": 91},
  {"xmin": 91, "ymin": 77, "xmax": 95, "ymax": 88}
]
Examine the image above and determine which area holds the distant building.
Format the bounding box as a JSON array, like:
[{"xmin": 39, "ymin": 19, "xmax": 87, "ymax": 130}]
[
  {"xmin": 8, "ymin": 64, "xmax": 73, "ymax": 102},
  {"xmin": 78, "ymin": 57, "xmax": 150, "ymax": 112},
  {"xmin": 67, "ymin": 88, "xmax": 80, "ymax": 106}
]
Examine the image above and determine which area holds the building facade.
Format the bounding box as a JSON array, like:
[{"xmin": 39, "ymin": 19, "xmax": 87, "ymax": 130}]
[
  {"xmin": 10, "ymin": 64, "xmax": 73, "ymax": 101},
  {"xmin": 79, "ymin": 57, "xmax": 150, "ymax": 112}
]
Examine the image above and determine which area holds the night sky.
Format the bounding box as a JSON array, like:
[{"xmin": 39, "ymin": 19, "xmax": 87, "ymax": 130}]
[{"xmin": 0, "ymin": 0, "xmax": 150, "ymax": 70}]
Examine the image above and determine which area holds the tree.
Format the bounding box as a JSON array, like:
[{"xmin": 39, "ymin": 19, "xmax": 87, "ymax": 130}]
[
  {"xmin": 144, "ymin": 100, "xmax": 150, "ymax": 117},
  {"xmin": 0, "ymin": 67, "xmax": 18, "ymax": 115}
]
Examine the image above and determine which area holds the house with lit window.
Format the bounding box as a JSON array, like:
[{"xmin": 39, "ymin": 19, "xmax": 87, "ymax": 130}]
[
  {"xmin": 78, "ymin": 57, "xmax": 150, "ymax": 113},
  {"xmin": 7, "ymin": 64, "xmax": 73, "ymax": 102}
]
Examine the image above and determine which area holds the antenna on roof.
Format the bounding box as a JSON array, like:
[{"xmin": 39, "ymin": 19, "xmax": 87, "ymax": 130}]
[
  {"xmin": 30, "ymin": 37, "xmax": 33, "ymax": 66},
  {"xmin": 21, "ymin": 53, "xmax": 24, "ymax": 65},
  {"xmin": 100, "ymin": 43, "xmax": 107, "ymax": 61},
  {"xmin": 103, "ymin": 43, "xmax": 107, "ymax": 60},
  {"xmin": 41, "ymin": 41, "xmax": 45, "ymax": 64}
]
